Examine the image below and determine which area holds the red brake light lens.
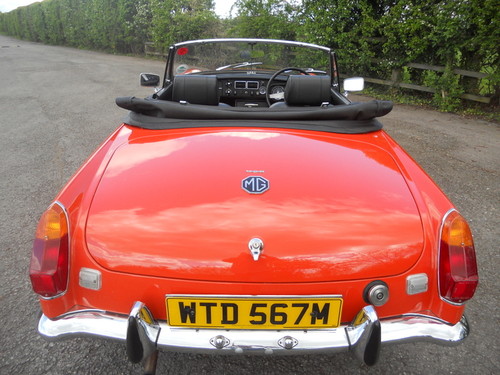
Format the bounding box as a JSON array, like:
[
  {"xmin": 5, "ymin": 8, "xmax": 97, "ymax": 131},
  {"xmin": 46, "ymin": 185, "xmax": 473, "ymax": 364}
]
[
  {"xmin": 439, "ymin": 210, "xmax": 478, "ymax": 303},
  {"xmin": 29, "ymin": 202, "xmax": 69, "ymax": 298}
]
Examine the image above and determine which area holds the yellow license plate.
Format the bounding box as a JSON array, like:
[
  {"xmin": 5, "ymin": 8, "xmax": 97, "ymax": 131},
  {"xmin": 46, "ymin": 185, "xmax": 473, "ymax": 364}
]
[{"xmin": 166, "ymin": 296, "xmax": 343, "ymax": 329}]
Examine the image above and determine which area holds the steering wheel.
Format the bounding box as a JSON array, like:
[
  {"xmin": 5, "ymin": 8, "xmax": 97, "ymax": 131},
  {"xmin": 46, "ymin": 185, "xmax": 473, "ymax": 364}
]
[{"xmin": 266, "ymin": 67, "xmax": 310, "ymax": 107}]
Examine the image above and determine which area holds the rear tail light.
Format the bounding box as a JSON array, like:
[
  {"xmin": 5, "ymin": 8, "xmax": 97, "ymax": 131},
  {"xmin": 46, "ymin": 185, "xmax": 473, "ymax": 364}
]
[
  {"xmin": 29, "ymin": 202, "xmax": 70, "ymax": 298},
  {"xmin": 438, "ymin": 210, "xmax": 478, "ymax": 304}
]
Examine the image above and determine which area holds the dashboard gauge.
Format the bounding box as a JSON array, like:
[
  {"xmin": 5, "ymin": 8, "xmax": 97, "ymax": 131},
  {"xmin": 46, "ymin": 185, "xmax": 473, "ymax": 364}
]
[{"xmin": 271, "ymin": 85, "xmax": 285, "ymax": 95}]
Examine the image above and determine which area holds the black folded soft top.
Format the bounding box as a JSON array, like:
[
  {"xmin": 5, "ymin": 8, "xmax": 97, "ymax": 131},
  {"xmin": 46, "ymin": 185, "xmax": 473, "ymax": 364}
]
[{"xmin": 116, "ymin": 97, "xmax": 393, "ymax": 134}]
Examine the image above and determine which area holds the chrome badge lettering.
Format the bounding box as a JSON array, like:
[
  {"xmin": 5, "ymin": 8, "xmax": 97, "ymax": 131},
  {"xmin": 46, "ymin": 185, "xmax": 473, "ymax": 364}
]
[{"xmin": 242, "ymin": 176, "xmax": 269, "ymax": 194}]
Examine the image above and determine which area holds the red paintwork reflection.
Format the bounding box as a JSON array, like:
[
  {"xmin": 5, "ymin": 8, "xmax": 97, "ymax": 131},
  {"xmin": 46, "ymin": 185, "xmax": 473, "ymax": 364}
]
[{"xmin": 86, "ymin": 130, "xmax": 423, "ymax": 282}]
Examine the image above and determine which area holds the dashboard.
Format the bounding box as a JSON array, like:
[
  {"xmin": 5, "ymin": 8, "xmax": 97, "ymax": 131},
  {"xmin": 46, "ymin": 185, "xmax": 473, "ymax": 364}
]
[
  {"xmin": 217, "ymin": 77, "xmax": 285, "ymax": 107},
  {"xmin": 161, "ymin": 73, "xmax": 340, "ymax": 107}
]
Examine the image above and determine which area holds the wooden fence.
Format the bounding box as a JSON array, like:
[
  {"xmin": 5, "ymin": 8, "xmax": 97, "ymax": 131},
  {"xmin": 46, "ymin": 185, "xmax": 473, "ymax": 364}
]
[{"xmin": 359, "ymin": 62, "xmax": 491, "ymax": 104}]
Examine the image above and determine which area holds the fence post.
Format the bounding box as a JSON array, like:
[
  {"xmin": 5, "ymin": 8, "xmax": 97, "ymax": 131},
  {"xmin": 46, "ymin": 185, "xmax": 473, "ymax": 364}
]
[{"xmin": 390, "ymin": 68, "xmax": 402, "ymax": 90}]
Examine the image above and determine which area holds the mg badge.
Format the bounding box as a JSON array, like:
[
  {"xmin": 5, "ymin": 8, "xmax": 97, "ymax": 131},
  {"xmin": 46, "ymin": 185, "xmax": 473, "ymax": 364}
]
[
  {"xmin": 242, "ymin": 176, "xmax": 269, "ymax": 194},
  {"xmin": 248, "ymin": 238, "xmax": 264, "ymax": 261}
]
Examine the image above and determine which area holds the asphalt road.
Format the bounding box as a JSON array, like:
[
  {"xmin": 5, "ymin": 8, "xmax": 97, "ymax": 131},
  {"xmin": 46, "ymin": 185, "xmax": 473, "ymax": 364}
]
[{"xmin": 0, "ymin": 35, "xmax": 498, "ymax": 374}]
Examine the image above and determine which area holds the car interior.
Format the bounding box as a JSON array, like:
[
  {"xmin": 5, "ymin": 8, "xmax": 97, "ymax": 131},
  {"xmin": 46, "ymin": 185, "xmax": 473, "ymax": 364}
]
[
  {"xmin": 155, "ymin": 73, "xmax": 349, "ymax": 108},
  {"xmin": 117, "ymin": 69, "xmax": 391, "ymax": 127}
]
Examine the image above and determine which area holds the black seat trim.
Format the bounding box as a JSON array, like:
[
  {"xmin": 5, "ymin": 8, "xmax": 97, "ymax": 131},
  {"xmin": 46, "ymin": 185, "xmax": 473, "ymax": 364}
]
[
  {"xmin": 285, "ymin": 75, "xmax": 331, "ymax": 106},
  {"xmin": 172, "ymin": 75, "xmax": 219, "ymax": 106}
]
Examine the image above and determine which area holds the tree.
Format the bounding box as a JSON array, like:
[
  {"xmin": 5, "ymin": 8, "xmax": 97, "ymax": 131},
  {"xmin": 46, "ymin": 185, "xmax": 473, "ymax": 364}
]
[
  {"xmin": 150, "ymin": 0, "xmax": 220, "ymax": 52},
  {"xmin": 230, "ymin": 0, "xmax": 301, "ymax": 40}
]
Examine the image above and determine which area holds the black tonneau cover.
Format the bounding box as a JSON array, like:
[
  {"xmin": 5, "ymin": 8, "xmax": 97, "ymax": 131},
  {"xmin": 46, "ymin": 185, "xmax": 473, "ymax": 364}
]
[{"xmin": 116, "ymin": 97, "xmax": 393, "ymax": 134}]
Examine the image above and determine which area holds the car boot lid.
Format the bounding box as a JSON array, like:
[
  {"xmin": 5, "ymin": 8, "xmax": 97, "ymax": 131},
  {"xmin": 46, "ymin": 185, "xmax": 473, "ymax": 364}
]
[{"xmin": 86, "ymin": 129, "xmax": 424, "ymax": 282}]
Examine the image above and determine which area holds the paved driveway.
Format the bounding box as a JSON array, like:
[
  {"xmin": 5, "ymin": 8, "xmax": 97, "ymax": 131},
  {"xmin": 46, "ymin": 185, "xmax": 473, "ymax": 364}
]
[{"xmin": 0, "ymin": 35, "xmax": 498, "ymax": 374}]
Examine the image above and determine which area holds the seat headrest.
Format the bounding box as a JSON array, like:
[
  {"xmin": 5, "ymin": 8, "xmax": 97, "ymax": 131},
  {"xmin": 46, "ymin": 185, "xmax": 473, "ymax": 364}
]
[
  {"xmin": 172, "ymin": 75, "xmax": 219, "ymax": 105},
  {"xmin": 285, "ymin": 75, "xmax": 331, "ymax": 106}
]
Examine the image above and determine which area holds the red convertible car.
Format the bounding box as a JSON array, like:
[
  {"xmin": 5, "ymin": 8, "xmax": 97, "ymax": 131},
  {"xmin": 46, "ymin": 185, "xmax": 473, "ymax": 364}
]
[{"xmin": 30, "ymin": 39, "xmax": 478, "ymax": 373}]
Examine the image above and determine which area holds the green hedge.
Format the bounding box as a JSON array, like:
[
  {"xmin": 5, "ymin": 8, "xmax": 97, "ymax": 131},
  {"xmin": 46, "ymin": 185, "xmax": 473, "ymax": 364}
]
[
  {"xmin": 0, "ymin": 0, "xmax": 219, "ymax": 54},
  {"xmin": 1, "ymin": 0, "xmax": 498, "ymax": 108}
]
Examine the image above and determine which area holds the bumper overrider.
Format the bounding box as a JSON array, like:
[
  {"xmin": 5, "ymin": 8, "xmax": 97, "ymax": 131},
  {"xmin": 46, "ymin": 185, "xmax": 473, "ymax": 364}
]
[{"xmin": 38, "ymin": 302, "xmax": 469, "ymax": 367}]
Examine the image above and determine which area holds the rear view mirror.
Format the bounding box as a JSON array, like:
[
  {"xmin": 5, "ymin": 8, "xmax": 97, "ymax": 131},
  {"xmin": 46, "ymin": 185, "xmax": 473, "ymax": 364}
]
[
  {"xmin": 343, "ymin": 77, "xmax": 364, "ymax": 94},
  {"xmin": 140, "ymin": 73, "xmax": 160, "ymax": 87}
]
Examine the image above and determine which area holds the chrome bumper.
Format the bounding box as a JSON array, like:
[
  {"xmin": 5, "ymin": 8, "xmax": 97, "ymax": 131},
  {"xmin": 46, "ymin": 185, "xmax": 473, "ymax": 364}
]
[{"xmin": 38, "ymin": 302, "xmax": 469, "ymax": 366}]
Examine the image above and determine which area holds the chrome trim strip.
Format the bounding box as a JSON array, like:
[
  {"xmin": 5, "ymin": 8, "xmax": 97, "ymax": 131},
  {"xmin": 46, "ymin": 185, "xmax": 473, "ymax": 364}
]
[
  {"xmin": 39, "ymin": 304, "xmax": 469, "ymax": 356},
  {"xmin": 57, "ymin": 308, "xmax": 107, "ymax": 318},
  {"xmin": 173, "ymin": 38, "xmax": 331, "ymax": 53}
]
